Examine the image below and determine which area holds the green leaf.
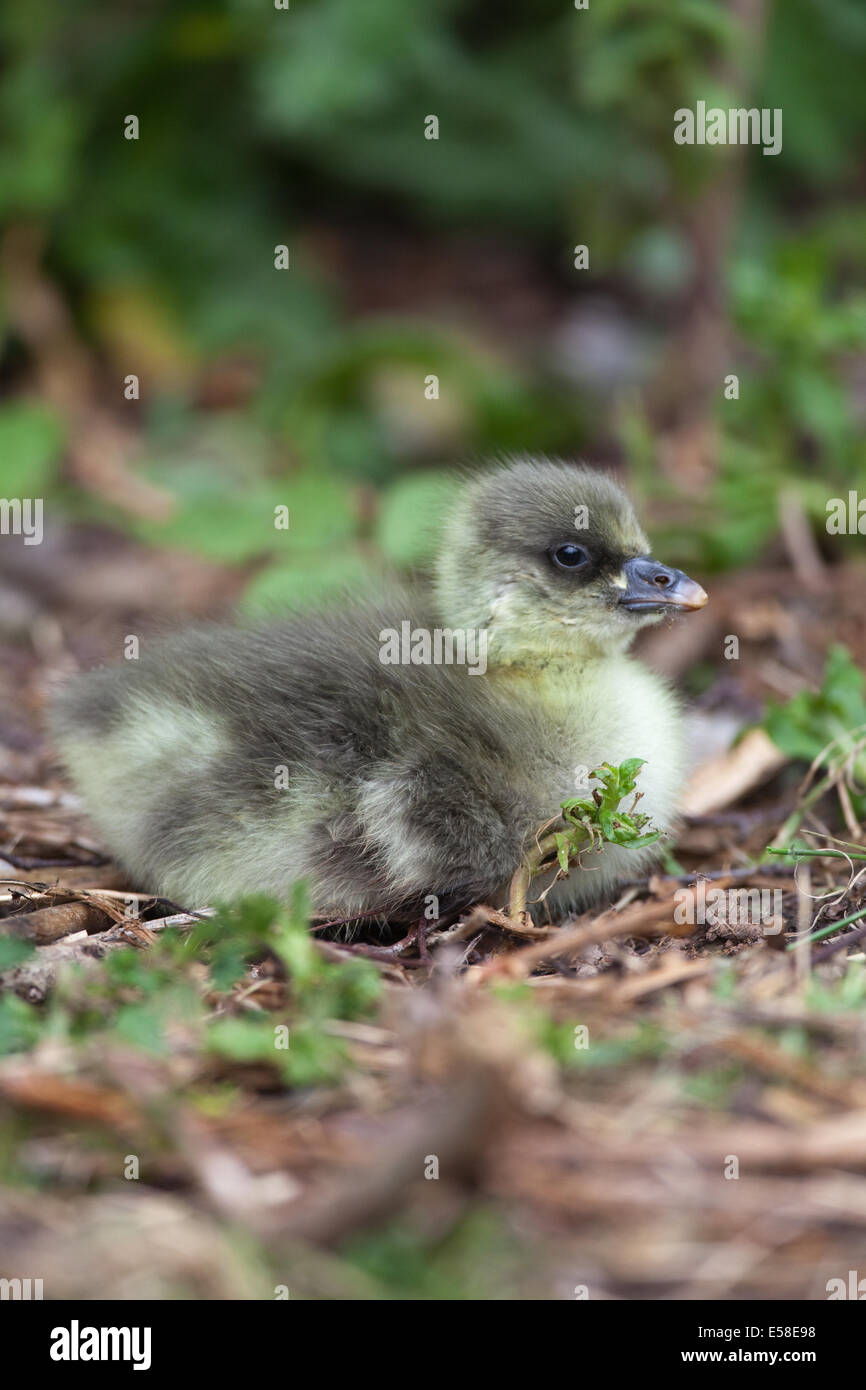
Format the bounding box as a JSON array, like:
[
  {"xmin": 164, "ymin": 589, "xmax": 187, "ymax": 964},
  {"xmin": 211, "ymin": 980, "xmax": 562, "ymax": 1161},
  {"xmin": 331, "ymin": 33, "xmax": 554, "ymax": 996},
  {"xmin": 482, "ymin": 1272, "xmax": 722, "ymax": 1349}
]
[
  {"xmin": 375, "ymin": 470, "xmax": 456, "ymax": 566},
  {"xmin": 209, "ymin": 1016, "xmax": 278, "ymax": 1065},
  {"xmin": 618, "ymin": 757, "xmax": 646, "ymax": 789},
  {"xmin": 0, "ymin": 994, "xmax": 42, "ymax": 1055},
  {"xmin": 0, "ymin": 936, "xmax": 36, "ymax": 970},
  {"xmin": 554, "ymin": 832, "xmax": 571, "ymax": 874},
  {"xmin": 0, "ymin": 402, "xmax": 65, "ymax": 497},
  {"xmin": 241, "ymin": 548, "xmax": 379, "ymax": 613},
  {"xmin": 208, "ymin": 940, "xmax": 249, "ymax": 993},
  {"xmin": 762, "ymin": 645, "xmax": 866, "ymax": 777},
  {"xmin": 114, "ymin": 1002, "xmax": 170, "ymax": 1055}
]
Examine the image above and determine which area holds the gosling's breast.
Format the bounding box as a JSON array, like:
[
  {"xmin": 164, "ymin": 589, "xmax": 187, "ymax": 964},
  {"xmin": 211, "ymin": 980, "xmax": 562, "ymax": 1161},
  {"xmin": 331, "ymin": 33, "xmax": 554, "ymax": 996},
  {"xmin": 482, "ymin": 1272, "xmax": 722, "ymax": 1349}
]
[
  {"xmin": 496, "ymin": 655, "xmax": 686, "ymax": 916},
  {"xmin": 505, "ymin": 656, "xmax": 686, "ymax": 828}
]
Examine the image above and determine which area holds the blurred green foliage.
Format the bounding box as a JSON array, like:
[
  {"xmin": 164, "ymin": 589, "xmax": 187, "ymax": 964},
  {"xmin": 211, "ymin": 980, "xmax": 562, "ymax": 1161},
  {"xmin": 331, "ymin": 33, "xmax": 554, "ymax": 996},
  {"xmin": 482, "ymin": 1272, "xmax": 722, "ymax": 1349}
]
[
  {"xmin": 0, "ymin": 0, "xmax": 865, "ymax": 593},
  {"xmin": 0, "ymin": 401, "xmax": 65, "ymax": 498},
  {"xmin": 343, "ymin": 1207, "xmax": 534, "ymax": 1300},
  {"xmin": 763, "ymin": 644, "xmax": 866, "ymax": 798},
  {"xmin": 0, "ymin": 889, "xmax": 382, "ymax": 1087}
]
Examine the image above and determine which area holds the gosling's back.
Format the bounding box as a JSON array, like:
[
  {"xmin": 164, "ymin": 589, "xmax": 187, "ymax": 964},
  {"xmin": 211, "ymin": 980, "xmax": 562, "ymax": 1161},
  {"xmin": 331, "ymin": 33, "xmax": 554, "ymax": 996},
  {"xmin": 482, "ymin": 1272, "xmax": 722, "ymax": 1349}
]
[{"xmin": 49, "ymin": 604, "xmax": 545, "ymax": 916}]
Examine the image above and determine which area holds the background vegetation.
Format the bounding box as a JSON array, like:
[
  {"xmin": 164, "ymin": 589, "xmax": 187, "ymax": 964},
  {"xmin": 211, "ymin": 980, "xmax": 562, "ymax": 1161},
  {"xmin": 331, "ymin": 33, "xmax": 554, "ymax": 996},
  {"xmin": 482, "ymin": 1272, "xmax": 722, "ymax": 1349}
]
[{"xmin": 1, "ymin": 0, "xmax": 865, "ymax": 593}]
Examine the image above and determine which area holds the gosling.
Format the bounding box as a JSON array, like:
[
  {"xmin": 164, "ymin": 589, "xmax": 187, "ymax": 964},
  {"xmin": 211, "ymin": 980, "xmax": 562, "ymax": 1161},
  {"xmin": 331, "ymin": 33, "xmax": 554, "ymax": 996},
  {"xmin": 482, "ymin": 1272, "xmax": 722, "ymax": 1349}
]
[{"xmin": 50, "ymin": 457, "xmax": 707, "ymax": 922}]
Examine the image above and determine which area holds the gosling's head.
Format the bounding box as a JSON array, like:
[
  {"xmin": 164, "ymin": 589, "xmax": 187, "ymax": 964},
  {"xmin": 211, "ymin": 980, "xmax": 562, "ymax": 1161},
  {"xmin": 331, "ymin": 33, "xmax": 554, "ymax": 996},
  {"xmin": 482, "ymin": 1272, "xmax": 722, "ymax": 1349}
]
[{"xmin": 434, "ymin": 456, "xmax": 707, "ymax": 667}]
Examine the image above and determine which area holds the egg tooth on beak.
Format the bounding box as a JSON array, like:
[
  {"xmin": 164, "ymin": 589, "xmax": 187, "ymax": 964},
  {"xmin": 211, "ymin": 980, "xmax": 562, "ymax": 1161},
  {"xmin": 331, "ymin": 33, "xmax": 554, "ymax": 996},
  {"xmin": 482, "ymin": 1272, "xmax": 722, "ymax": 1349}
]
[{"xmin": 618, "ymin": 556, "xmax": 708, "ymax": 614}]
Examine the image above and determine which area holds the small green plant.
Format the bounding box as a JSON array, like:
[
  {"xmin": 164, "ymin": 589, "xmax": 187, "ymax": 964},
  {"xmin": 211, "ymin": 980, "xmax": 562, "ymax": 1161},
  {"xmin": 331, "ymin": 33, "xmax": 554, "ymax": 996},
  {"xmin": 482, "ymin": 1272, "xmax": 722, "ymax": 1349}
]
[
  {"xmin": 556, "ymin": 758, "xmax": 661, "ymax": 867},
  {"xmin": 508, "ymin": 758, "xmax": 660, "ymax": 918},
  {"xmin": 205, "ymin": 889, "xmax": 382, "ymax": 1087},
  {"xmin": 760, "ymin": 645, "xmax": 866, "ymax": 849},
  {"xmin": 0, "ymin": 888, "xmax": 381, "ymax": 1089},
  {"xmin": 763, "ymin": 645, "xmax": 866, "ymax": 784}
]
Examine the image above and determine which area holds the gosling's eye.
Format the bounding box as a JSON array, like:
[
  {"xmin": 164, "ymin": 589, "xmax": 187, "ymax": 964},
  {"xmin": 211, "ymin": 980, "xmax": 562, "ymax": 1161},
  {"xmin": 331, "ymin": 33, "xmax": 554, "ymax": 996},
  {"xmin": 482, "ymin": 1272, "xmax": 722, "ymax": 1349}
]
[{"xmin": 550, "ymin": 543, "xmax": 590, "ymax": 571}]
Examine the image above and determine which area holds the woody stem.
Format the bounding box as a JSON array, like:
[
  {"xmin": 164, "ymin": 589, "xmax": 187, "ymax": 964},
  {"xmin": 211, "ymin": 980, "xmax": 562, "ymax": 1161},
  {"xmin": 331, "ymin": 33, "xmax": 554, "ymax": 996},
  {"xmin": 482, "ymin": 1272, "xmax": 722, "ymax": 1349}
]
[{"xmin": 507, "ymin": 827, "xmax": 586, "ymax": 921}]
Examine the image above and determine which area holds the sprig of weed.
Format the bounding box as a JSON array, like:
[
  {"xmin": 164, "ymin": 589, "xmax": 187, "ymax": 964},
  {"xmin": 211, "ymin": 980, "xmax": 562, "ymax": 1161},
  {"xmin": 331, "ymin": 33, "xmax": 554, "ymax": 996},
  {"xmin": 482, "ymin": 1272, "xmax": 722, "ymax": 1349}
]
[{"xmin": 508, "ymin": 759, "xmax": 661, "ymax": 917}]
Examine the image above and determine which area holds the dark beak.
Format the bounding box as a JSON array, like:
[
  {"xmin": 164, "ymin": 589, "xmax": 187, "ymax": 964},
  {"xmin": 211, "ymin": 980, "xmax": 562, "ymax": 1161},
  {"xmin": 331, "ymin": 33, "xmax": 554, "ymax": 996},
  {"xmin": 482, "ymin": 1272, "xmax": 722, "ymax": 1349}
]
[{"xmin": 619, "ymin": 556, "xmax": 708, "ymax": 614}]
